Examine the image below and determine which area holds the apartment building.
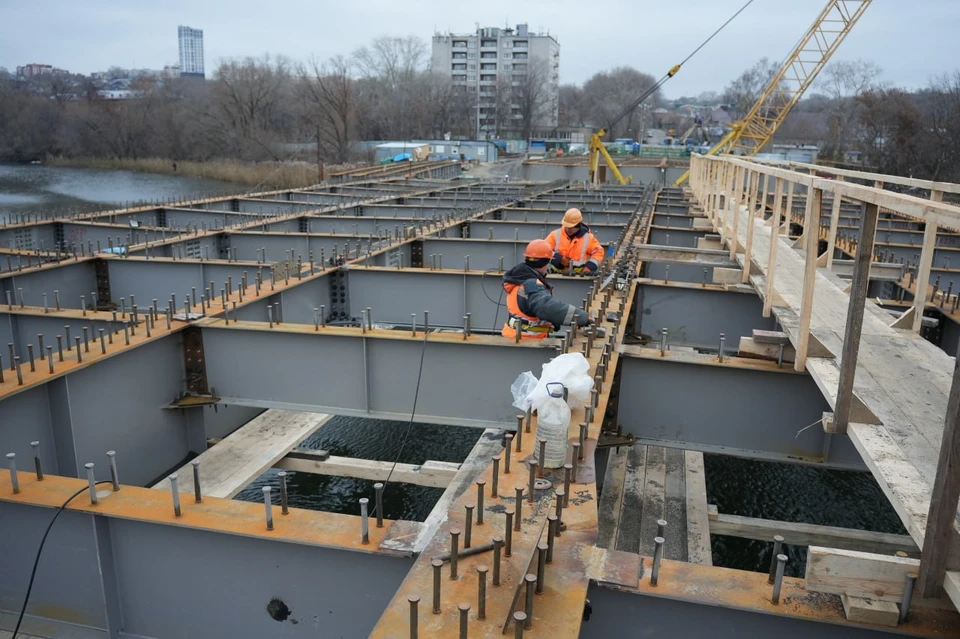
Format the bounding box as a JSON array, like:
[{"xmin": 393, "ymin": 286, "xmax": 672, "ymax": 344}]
[{"xmin": 431, "ymin": 24, "xmax": 560, "ymax": 138}]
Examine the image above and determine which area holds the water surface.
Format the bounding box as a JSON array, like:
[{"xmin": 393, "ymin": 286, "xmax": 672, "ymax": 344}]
[{"xmin": 0, "ymin": 163, "xmax": 243, "ymax": 221}]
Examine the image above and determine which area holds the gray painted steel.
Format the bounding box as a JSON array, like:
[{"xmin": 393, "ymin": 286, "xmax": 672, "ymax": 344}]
[
  {"xmin": 652, "ymin": 213, "xmax": 696, "ymax": 228},
  {"xmin": 1, "ymin": 312, "xmax": 124, "ymax": 359},
  {"xmin": 582, "ymin": 583, "xmax": 900, "ymax": 639},
  {"xmin": 617, "ymin": 355, "xmax": 864, "ymax": 468},
  {"xmin": 200, "ymin": 325, "xmax": 554, "ymax": 427},
  {"xmin": 634, "ymin": 284, "xmax": 776, "ymax": 349},
  {"xmin": 646, "ymin": 262, "xmax": 716, "ymax": 285},
  {"xmin": 467, "ymin": 221, "xmax": 621, "ymax": 244},
  {"xmin": 1, "ymin": 261, "xmax": 98, "ymax": 310},
  {"xmin": 0, "ymin": 502, "xmax": 413, "ymax": 639},
  {"xmin": 649, "ymin": 227, "xmax": 706, "ymax": 248},
  {"xmin": 493, "ymin": 209, "xmax": 634, "ymax": 224},
  {"xmin": 107, "ymin": 259, "xmax": 260, "ymax": 308},
  {"xmin": 521, "ymin": 163, "xmax": 687, "ymax": 184}
]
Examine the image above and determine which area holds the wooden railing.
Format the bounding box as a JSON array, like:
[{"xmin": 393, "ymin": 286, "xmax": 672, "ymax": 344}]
[{"xmin": 687, "ymin": 153, "xmax": 960, "ymax": 600}]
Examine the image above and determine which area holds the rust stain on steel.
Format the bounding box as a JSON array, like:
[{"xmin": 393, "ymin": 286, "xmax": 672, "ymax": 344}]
[
  {"xmin": 0, "ymin": 472, "xmax": 406, "ymax": 555},
  {"xmin": 370, "ymin": 216, "xmax": 637, "ymax": 637}
]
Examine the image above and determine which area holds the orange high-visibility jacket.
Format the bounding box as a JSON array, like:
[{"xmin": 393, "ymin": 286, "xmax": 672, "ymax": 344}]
[{"xmin": 546, "ymin": 225, "xmax": 604, "ymax": 270}]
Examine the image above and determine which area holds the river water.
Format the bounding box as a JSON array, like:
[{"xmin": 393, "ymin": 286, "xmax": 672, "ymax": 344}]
[
  {"xmin": 1, "ymin": 164, "xmax": 903, "ymax": 576},
  {"xmin": 0, "ymin": 163, "xmax": 243, "ymax": 221}
]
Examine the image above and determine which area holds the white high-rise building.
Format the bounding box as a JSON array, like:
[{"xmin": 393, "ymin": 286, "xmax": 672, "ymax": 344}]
[
  {"xmin": 432, "ymin": 24, "xmax": 559, "ymax": 139},
  {"xmin": 178, "ymin": 26, "xmax": 205, "ymax": 77}
]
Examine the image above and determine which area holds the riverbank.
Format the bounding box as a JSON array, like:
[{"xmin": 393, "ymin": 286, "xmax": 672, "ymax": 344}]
[{"xmin": 45, "ymin": 157, "xmax": 363, "ymax": 189}]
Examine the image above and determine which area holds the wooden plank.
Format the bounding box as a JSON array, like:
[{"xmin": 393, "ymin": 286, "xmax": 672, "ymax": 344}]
[
  {"xmin": 945, "ymin": 571, "xmax": 960, "ymax": 612},
  {"xmin": 825, "ymin": 183, "xmax": 845, "ymax": 270},
  {"xmin": 913, "ymin": 200, "xmax": 940, "ymax": 332},
  {"xmin": 394, "ymin": 428, "xmax": 503, "ymax": 554},
  {"xmin": 840, "ymin": 593, "xmax": 900, "ymax": 627},
  {"xmin": 737, "ymin": 336, "xmax": 795, "ymax": 364},
  {"xmin": 834, "ymin": 202, "xmax": 880, "ymax": 434},
  {"xmin": 614, "ymin": 445, "xmax": 648, "ymax": 553},
  {"xmin": 710, "ymin": 512, "xmax": 917, "ymax": 555},
  {"xmin": 638, "ymin": 445, "xmax": 666, "ymax": 556},
  {"xmin": 796, "ymin": 187, "xmax": 823, "ymax": 371},
  {"xmin": 712, "ymin": 267, "xmax": 743, "ymax": 285},
  {"xmin": 597, "ymin": 446, "xmax": 629, "ymax": 550},
  {"xmin": 763, "ymin": 176, "xmax": 785, "ymax": 317},
  {"xmin": 742, "ymin": 172, "xmax": 763, "ymax": 284},
  {"xmin": 683, "ymin": 450, "xmax": 712, "ymax": 566},
  {"xmin": 805, "ymin": 546, "xmax": 919, "ymax": 603},
  {"xmin": 274, "ymin": 454, "xmax": 459, "ymax": 488},
  {"xmin": 663, "ymin": 447, "xmax": 687, "ymax": 561},
  {"xmin": 919, "ymin": 346, "xmax": 960, "ymax": 598},
  {"xmin": 153, "ymin": 409, "xmax": 331, "ymax": 498}
]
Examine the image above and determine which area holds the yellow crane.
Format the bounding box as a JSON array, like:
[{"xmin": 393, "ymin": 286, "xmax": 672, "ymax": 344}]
[{"xmin": 674, "ymin": 0, "xmax": 873, "ymax": 186}]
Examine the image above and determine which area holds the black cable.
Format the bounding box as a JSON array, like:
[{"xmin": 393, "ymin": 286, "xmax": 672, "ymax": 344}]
[
  {"xmin": 368, "ymin": 327, "xmax": 429, "ymax": 521},
  {"xmin": 677, "ymin": 0, "xmax": 756, "ymax": 69},
  {"xmin": 480, "ymin": 268, "xmax": 506, "ymax": 331},
  {"xmin": 13, "ymin": 480, "xmax": 112, "ymax": 638}
]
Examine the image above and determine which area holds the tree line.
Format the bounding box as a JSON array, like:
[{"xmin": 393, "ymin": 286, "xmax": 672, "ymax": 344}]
[{"xmin": 2, "ymin": 35, "xmax": 960, "ymax": 183}]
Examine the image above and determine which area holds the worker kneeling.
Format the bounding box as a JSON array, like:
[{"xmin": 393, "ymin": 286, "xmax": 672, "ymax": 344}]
[
  {"xmin": 502, "ymin": 239, "xmax": 591, "ymax": 340},
  {"xmin": 546, "ymin": 208, "xmax": 604, "ymax": 275}
]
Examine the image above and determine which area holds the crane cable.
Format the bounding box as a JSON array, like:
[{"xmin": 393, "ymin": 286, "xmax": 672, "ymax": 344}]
[{"xmin": 637, "ymin": 0, "xmax": 757, "ymax": 103}]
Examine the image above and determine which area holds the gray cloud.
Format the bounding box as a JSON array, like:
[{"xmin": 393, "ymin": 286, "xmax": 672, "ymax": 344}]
[{"xmin": 2, "ymin": 0, "xmax": 957, "ymax": 97}]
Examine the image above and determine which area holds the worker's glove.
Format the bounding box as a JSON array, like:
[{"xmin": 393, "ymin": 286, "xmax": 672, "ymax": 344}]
[
  {"xmin": 550, "ymin": 253, "xmax": 565, "ymax": 270},
  {"xmin": 573, "ymin": 308, "xmax": 591, "ymax": 327},
  {"xmin": 583, "ymin": 261, "xmax": 598, "ymax": 274}
]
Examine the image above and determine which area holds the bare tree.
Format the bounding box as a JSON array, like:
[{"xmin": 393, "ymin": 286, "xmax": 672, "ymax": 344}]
[
  {"xmin": 352, "ymin": 36, "xmax": 427, "ymax": 139},
  {"xmin": 583, "ymin": 67, "xmax": 660, "ymax": 139},
  {"xmin": 514, "ymin": 58, "xmax": 552, "ymax": 139},
  {"xmin": 297, "ymin": 56, "xmax": 353, "ymax": 164},
  {"xmin": 204, "ymin": 55, "xmax": 293, "ymax": 160},
  {"xmin": 723, "ymin": 58, "xmax": 779, "ymax": 120},
  {"xmin": 559, "ymin": 84, "xmax": 589, "ymax": 128},
  {"xmin": 820, "ymin": 59, "xmax": 881, "ymax": 160}
]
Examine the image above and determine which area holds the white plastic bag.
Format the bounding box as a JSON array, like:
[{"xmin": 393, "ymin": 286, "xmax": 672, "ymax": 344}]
[
  {"xmin": 511, "ymin": 371, "xmax": 539, "ymax": 412},
  {"xmin": 526, "ymin": 353, "xmax": 594, "ymax": 411}
]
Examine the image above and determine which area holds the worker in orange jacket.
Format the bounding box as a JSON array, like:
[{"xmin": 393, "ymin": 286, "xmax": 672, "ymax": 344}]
[
  {"xmin": 501, "ymin": 239, "xmax": 592, "ymax": 339},
  {"xmin": 546, "ymin": 208, "xmax": 605, "ymax": 275}
]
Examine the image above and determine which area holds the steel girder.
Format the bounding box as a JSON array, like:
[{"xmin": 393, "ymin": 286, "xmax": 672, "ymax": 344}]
[
  {"xmin": 0, "ymin": 501, "xmax": 413, "ymax": 639},
  {"xmin": 616, "ymin": 353, "xmax": 865, "ymax": 468},
  {"xmin": 633, "ymin": 282, "xmax": 777, "ymax": 350},
  {"xmin": 199, "ymin": 324, "xmax": 555, "ymax": 428}
]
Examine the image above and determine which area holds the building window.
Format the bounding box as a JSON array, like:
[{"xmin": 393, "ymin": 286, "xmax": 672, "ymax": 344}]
[
  {"xmin": 513, "ymin": 40, "xmax": 528, "ymax": 49},
  {"xmin": 481, "ymin": 52, "xmax": 497, "ymax": 59},
  {"xmin": 453, "ymin": 40, "xmax": 467, "ymax": 48},
  {"xmin": 481, "ymin": 63, "xmax": 496, "ymax": 71},
  {"xmin": 452, "ymin": 63, "xmax": 467, "ymax": 71},
  {"xmin": 467, "ymin": 52, "xmax": 477, "ymax": 59},
  {"xmin": 480, "ymin": 75, "xmax": 496, "ymax": 82},
  {"xmin": 481, "ymin": 39, "xmax": 497, "ymax": 47},
  {"xmin": 513, "ymin": 63, "xmax": 528, "ymax": 71},
  {"xmin": 467, "ymin": 63, "xmax": 476, "ymax": 70},
  {"xmin": 452, "ymin": 52, "xmax": 466, "ymax": 60},
  {"xmin": 503, "ymin": 64, "xmax": 512, "ymax": 71},
  {"xmin": 503, "ymin": 52, "xmax": 512, "ymax": 59},
  {"xmin": 453, "ymin": 74, "xmax": 467, "ymax": 81},
  {"xmin": 513, "ymin": 52, "xmax": 528, "ymax": 60},
  {"xmin": 468, "ymin": 41, "xmax": 477, "ymax": 48}
]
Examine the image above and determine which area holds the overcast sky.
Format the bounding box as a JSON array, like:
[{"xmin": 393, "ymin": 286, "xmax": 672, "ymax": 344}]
[{"xmin": 2, "ymin": 0, "xmax": 957, "ymax": 97}]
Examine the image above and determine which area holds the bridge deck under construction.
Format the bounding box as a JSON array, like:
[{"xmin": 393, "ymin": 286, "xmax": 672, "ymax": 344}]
[{"xmin": 0, "ymin": 157, "xmax": 959, "ymax": 638}]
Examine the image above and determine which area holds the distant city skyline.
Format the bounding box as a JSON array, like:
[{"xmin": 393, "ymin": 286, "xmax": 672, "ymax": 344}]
[{"xmin": 1, "ymin": 1, "xmax": 958, "ymax": 97}]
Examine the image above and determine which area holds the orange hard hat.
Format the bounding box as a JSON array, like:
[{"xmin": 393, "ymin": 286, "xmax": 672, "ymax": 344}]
[
  {"xmin": 524, "ymin": 239, "xmax": 554, "ymax": 260},
  {"xmin": 562, "ymin": 208, "xmax": 583, "ymax": 228}
]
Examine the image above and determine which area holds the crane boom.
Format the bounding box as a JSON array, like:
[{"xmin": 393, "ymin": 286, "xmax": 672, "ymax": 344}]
[{"xmin": 674, "ymin": 0, "xmax": 873, "ymax": 186}]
